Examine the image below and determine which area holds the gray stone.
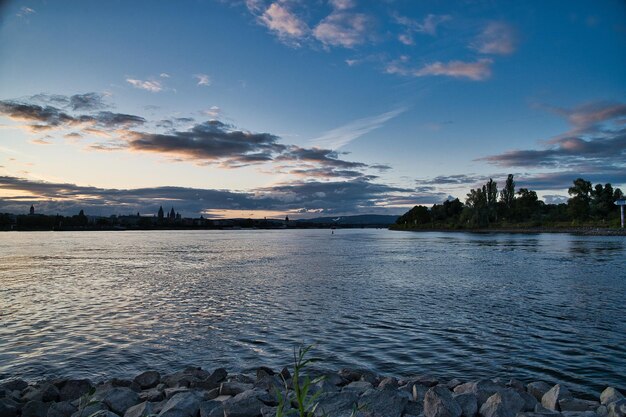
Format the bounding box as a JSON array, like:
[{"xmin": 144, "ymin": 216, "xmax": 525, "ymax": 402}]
[
  {"xmin": 411, "ymin": 383, "xmax": 430, "ymax": 403},
  {"xmin": 425, "ymin": 385, "xmax": 462, "ymax": 417},
  {"xmin": 447, "ymin": 380, "xmax": 464, "ymax": 390},
  {"xmin": 453, "ymin": 392, "xmax": 478, "ymax": 417},
  {"xmin": 358, "ymin": 387, "xmax": 408, "ymax": 417},
  {"xmin": 325, "ymin": 373, "xmax": 348, "ymax": 387},
  {"xmin": 455, "ymin": 380, "xmax": 504, "ymax": 407},
  {"xmin": 47, "ymin": 402, "xmax": 77, "ymax": 417},
  {"xmin": 518, "ymin": 391, "xmax": 539, "ymax": 412},
  {"xmin": 535, "ymin": 404, "xmax": 559, "ymax": 414},
  {"xmin": 22, "ymin": 401, "xmax": 51, "ymax": 417},
  {"xmin": 71, "ymin": 402, "xmax": 108, "ymax": 417},
  {"xmin": 343, "ymin": 381, "xmax": 372, "ymax": 394},
  {"xmin": 23, "ymin": 383, "xmax": 60, "ymax": 403},
  {"xmin": 87, "ymin": 411, "xmax": 122, "ymax": 417},
  {"xmin": 601, "ymin": 389, "xmax": 624, "ymax": 406},
  {"xmin": 404, "ymin": 401, "xmax": 424, "ymax": 416},
  {"xmin": 222, "ymin": 390, "xmax": 264, "ymax": 417},
  {"xmin": 527, "ymin": 383, "xmax": 553, "ymax": 403},
  {"xmin": 559, "ymin": 399, "xmax": 599, "ymax": 412},
  {"xmin": 479, "ymin": 390, "xmax": 525, "ymax": 417},
  {"xmin": 99, "ymin": 388, "xmax": 140, "ymax": 416},
  {"xmin": 253, "ymin": 375, "xmax": 283, "ymax": 393},
  {"xmin": 219, "ymin": 382, "xmax": 253, "ymax": 397},
  {"xmin": 517, "ymin": 413, "xmax": 563, "ymax": 417},
  {"xmin": 597, "ymin": 405, "xmax": 608, "ymax": 417},
  {"xmin": 164, "ymin": 389, "xmax": 190, "ymax": 400},
  {"xmin": 158, "ymin": 392, "xmax": 204, "ymax": 417},
  {"xmin": 59, "ymin": 380, "xmax": 93, "ymax": 402},
  {"xmin": 134, "ymin": 372, "xmax": 161, "ymax": 390},
  {"xmin": 507, "ymin": 380, "xmax": 525, "ymax": 392},
  {"xmin": 562, "ymin": 412, "xmax": 598, "ymax": 417},
  {"xmin": 139, "ymin": 389, "xmax": 165, "ymax": 403},
  {"xmin": 124, "ymin": 401, "xmax": 153, "ymax": 417},
  {"xmin": 378, "ymin": 377, "xmax": 399, "ymax": 390},
  {"xmin": 191, "ymin": 369, "xmax": 228, "ymax": 392},
  {"xmin": 542, "ymin": 385, "xmax": 572, "ymax": 411},
  {"xmin": 199, "ymin": 401, "xmax": 223, "ymax": 417},
  {"xmin": 607, "ymin": 399, "xmax": 626, "ymax": 417},
  {"xmin": 0, "ymin": 397, "xmax": 20, "ymax": 417},
  {"xmin": 314, "ymin": 391, "xmax": 359, "ymax": 417},
  {"xmin": 1, "ymin": 380, "xmax": 28, "ymax": 392},
  {"xmin": 279, "ymin": 368, "xmax": 291, "ymax": 381}
]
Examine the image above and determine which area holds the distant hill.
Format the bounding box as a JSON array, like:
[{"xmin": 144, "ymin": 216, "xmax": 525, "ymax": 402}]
[{"xmin": 295, "ymin": 214, "xmax": 399, "ymax": 226}]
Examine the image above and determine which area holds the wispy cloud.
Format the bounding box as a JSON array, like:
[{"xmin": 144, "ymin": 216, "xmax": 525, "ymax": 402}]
[
  {"xmin": 386, "ymin": 58, "xmax": 493, "ymax": 81},
  {"xmin": 258, "ymin": 2, "xmax": 309, "ymax": 44},
  {"xmin": 313, "ymin": 12, "xmax": 374, "ymax": 48},
  {"xmin": 310, "ymin": 108, "xmax": 406, "ymax": 149},
  {"xmin": 126, "ymin": 78, "xmax": 163, "ymax": 92},
  {"xmin": 194, "ymin": 74, "xmax": 211, "ymax": 87},
  {"xmin": 471, "ymin": 22, "xmax": 517, "ymax": 55},
  {"xmin": 394, "ymin": 13, "xmax": 451, "ymax": 45},
  {"xmin": 16, "ymin": 6, "xmax": 35, "ymax": 18}
]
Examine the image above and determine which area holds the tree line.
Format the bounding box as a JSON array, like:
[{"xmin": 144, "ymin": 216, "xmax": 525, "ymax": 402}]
[{"xmin": 394, "ymin": 176, "xmax": 624, "ymax": 229}]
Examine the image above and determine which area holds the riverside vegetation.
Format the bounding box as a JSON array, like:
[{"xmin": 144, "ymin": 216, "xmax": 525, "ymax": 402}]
[
  {"xmin": 1, "ymin": 348, "xmax": 625, "ymax": 417},
  {"xmin": 391, "ymin": 176, "xmax": 624, "ymax": 231}
]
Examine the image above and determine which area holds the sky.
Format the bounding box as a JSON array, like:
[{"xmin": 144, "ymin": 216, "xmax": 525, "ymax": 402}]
[{"xmin": 0, "ymin": 0, "xmax": 625, "ymax": 218}]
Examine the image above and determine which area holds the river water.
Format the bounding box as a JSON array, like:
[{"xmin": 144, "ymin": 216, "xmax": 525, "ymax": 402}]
[{"xmin": 0, "ymin": 229, "xmax": 624, "ymax": 396}]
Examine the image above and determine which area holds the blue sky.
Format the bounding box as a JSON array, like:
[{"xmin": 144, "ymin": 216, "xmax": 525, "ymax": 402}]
[{"xmin": 0, "ymin": 0, "xmax": 625, "ymax": 217}]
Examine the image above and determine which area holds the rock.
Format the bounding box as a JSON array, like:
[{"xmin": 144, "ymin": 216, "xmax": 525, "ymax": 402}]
[
  {"xmin": 601, "ymin": 389, "xmax": 624, "ymax": 406},
  {"xmin": 597, "ymin": 405, "xmax": 608, "ymax": 417},
  {"xmin": 222, "ymin": 390, "xmax": 265, "ymax": 417},
  {"xmin": 507, "ymin": 380, "xmax": 525, "ymax": 392},
  {"xmin": 424, "ymin": 385, "xmax": 462, "ymax": 417},
  {"xmin": 542, "ymin": 385, "xmax": 572, "ymax": 411},
  {"xmin": 22, "ymin": 401, "xmax": 51, "ymax": 417},
  {"xmin": 478, "ymin": 390, "xmax": 525, "ymax": 417},
  {"xmin": 379, "ymin": 377, "xmax": 399, "ymax": 390},
  {"xmin": 99, "ymin": 388, "xmax": 140, "ymax": 416},
  {"xmin": 86, "ymin": 411, "xmax": 120, "ymax": 417},
  {"xmin": 1, "ymin": 380, "xmax": 28, "ymax": 392},
  {"xmin": 527, "ymin": 383, "xmax": 553, "ymax": 403},
  {"xmin": 253, "ymin": 375, "xmax": 283, "ymax": 393},
  {"xmin": 23, "ymin": 383, "xmax": 60, "ymax": 403},
  {"xmin": 0, "ymin": 397, "xmax": 20, "ymax": 417},
  {"xmin": 343, "ymin": 381, "xmax": 373, "ymax": 394},
  {"xmin": 71, "ymin": 402, "xmax": 108, "ymax": 417},
  {"xmin": 325, "ymin": 373, "xmax": 348, "ymax": 387},
  {"xmin": 199, "ymin": 401, "xmax": 223, "ymax": 417},
  {"xmin": 162, "ymin": 369, "xmax": 211, "ymax": 390},
  {"xmin": 279, "ymin": 368, "xmax": 291, "ymax": 381},
  {"xmin": 164, "ymin": 388, "xmax": 190, "ymax": 400},
  {"xmin": 123, "ymin": 401, "xmax": 153, "ymax": 417},
  {"xmin": 59, "ymin": 380, "xmax": 93, "ymax": 402},
  {"xmin": 447, "ymin": 380, "xmax": 464, "ymax": 390},
  {"xmin": 314, "ymin": 391, "xmax": 359, "ymax": 417},
  {"xmin": 453, "ymin": 392, "xmax": 478, "ymax": 417},
  {"xmin": 607, "ymin": 399, "xmax": 626, "ymax": 417},
  {"xmin": 158, "ymin": 391, "xmax": 204, "ymax": 417},
  {"xmin": 357, "ymin": 387, "xmax": 408, "ymax": 417},
  {"xmin": 455, "ymin": 380, "xmax": 504, "ymax": 407},
  {"xmin": 260, "ymin": 405, "xmax": 280, "ymax": 417},
  {"xmin": 412, "ymin": 383, "xmax": 430, "ymax": 403},
  {"xmin": 338, "ymin": 369, "xmax": 370, "ymax": 383},
  {"xmin": 517, "ymin": 413, "xmax": 563, "ymax": 417},
  {"xmin": 191, "ymin": 369, "xmax": 228, "ymax": 391},
  {"xmin": 559, "ymin": 399, "xmax": 599, "ymax": 412},
  {"xmin": 256, "ymin": 367, "xmax": 275, "ymax": 380},
  {"xmin": 47, "ymin": 402, "xmax": 77, "ymax": 417},
  {"xmin": 139, "ymin": 388, "xmax": 165, "ymax": 403},
  {"xmin": 312, "ymin": 379, "xmax": 338, "ymax": 395},
  {"xmin": 404, "ymin": 400, "xmax": 423, "ymax": 416},
  {"xmin": 219, "ymin": 382, "xmax": 253, "ymax": 396},
  {"xmin": 519, "ymin": 391, "xmax": 539, "ymax": 412},
  {"xmin": 134, "ymin": 372, "xmax": 161, "ymax": 390},
  {"xmin": 562, "ymin": 412, "xmax": 598, "ymax": 417}
]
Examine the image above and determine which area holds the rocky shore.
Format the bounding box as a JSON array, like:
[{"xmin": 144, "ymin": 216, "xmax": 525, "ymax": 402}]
[{"xmin": 1, "ymin": 366, "xmax": 624, "ymax": 417}]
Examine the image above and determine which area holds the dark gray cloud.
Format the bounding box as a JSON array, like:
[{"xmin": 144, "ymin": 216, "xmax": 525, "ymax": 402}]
[
  {"xmin": 277, "ymin": 146, "xmax": 368, "ymax": 169},
  {"xmin": 0, "ymin": 175, "xmax": 419, "ymax": 216},
  {"xmin": 29, "ymin": 92, "xmax": 107, "ymax": 111},
  {"xmin": 419, "ymin": 174, "xmax": 494, "ymax": 185},
  {"xmin": 125, "ymin": 120, "xmax": 285, "ymax": 166}
]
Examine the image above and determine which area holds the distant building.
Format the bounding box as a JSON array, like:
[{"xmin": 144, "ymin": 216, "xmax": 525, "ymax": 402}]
[
  {"xmin": 169, "ymin": 207, "xmax": 175, "ymax": 219},
  {"xmin": 29, "ymin": 205, "xmax": 35, "ymax": 215},
  {"xmin": 158, "ymin": 206, "xmax": 164, "ymax": 219}
]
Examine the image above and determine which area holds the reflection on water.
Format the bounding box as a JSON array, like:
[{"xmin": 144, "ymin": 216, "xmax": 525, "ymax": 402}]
[{"xmin": 0, "ymin": 230, "xmax": 624, "ymax": 397}]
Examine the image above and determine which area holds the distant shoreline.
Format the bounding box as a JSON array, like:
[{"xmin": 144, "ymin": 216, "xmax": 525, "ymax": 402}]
[{"xmin": 390, "ymin": 226, "xmax": 626, "ymax": 236}]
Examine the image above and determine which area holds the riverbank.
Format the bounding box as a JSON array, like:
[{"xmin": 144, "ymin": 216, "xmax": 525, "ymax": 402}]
[
  {"xmin": 390, "ymin": 227, "xmax": 626, "ymax": 236},
  {"xmin": 1, "ymin": 366, "xmax": 624, "ymax": 417}
]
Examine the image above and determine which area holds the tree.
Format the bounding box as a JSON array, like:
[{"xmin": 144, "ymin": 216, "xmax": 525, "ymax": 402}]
[
  {"xmin": 500, "ymin": 174, "xmax": 515, "ymax": 210},
  {"xmin": 515, "ymin": 188, "xmax": 541, "ymax": 221},
  {"xmin": 567, "ymin": 178, "xmax": 592, "ymax": 221},
  {"xmin": 485, "ymin": 178, "xmax": 498, "ymax": 221},
  {"xmin": 396, "ymin": 205, "xmax": 431, "ymax": 227},
  {"xmin": 465, "ymin": 187, "xmax": 489, "ymax": 227}
]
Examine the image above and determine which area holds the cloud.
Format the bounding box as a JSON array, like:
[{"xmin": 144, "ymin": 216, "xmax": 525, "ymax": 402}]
[
  {"xmin": 126, "ymin": 78, "xmax": 163, "ymax": 92},
  {"xmin": 420, "ymin": 174, "xmax": 494, "ymax": 186},
  {"xmin": 160, "ymin": 73, "xmax": 170, "ymax": 78},
  {"xmin": 471, "ymin": 22, "xmax": 517, "ymax": 55},
  {"xmin": 123, "ymin": 120, "xmax": 286, "ymax": 166},
  {"xmin": 0, "ymin": 175, "xmax": 414, "ymax": 216},
  {"xmin": 16, "ymin": 6, "xmax": 35, "ymax": 17},
  {"xmin": 542, "ymin": 194, "xmax": 568, "ymax": 204},
  {"xmin": 68, "ymin": 93, "xmax": 106, "ymax": 111},
  {"xmin": 313, "ymin": 12, "xmax": 374, "ymax": 48},
  {"xmin": 481, "ymin": 101, "xmax": 626, "ymax": 169},
  {"xmin": 386, "ymin": 57, "xmax": 493, "ymax": 81},
  {"xmin": 394, "ymin": 13, "xmax": 451, "ymax": 45},
  {"xmin": 194, "ymin": 74, "xmax": 211, "ymax": 87},
  {"xmin": 0, "ymin": 100, "xmax": 146, "ymax": 132},
  {"xmin": 310, "ymin": 108, "xmax": 405, "ymax": 149},
  {"xmin": 277, "ymin": 146, "xmax": 367, "ymax": 170},
  {"xmin": 329, "ymin": 0, "xmax": 355, "ymax": 11},
  {"xmin": 258, "ymin": 3, "xmax": 309, "ymax": 43},
  {"xmin": 203, "ymin": 106, "xmax": 221, "ymax": 118}
]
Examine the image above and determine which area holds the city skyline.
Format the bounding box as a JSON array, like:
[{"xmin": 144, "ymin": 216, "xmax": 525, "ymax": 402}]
[{"xmin": 1, "ymin": 0, "xmax": 625, "ymax": 217}]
